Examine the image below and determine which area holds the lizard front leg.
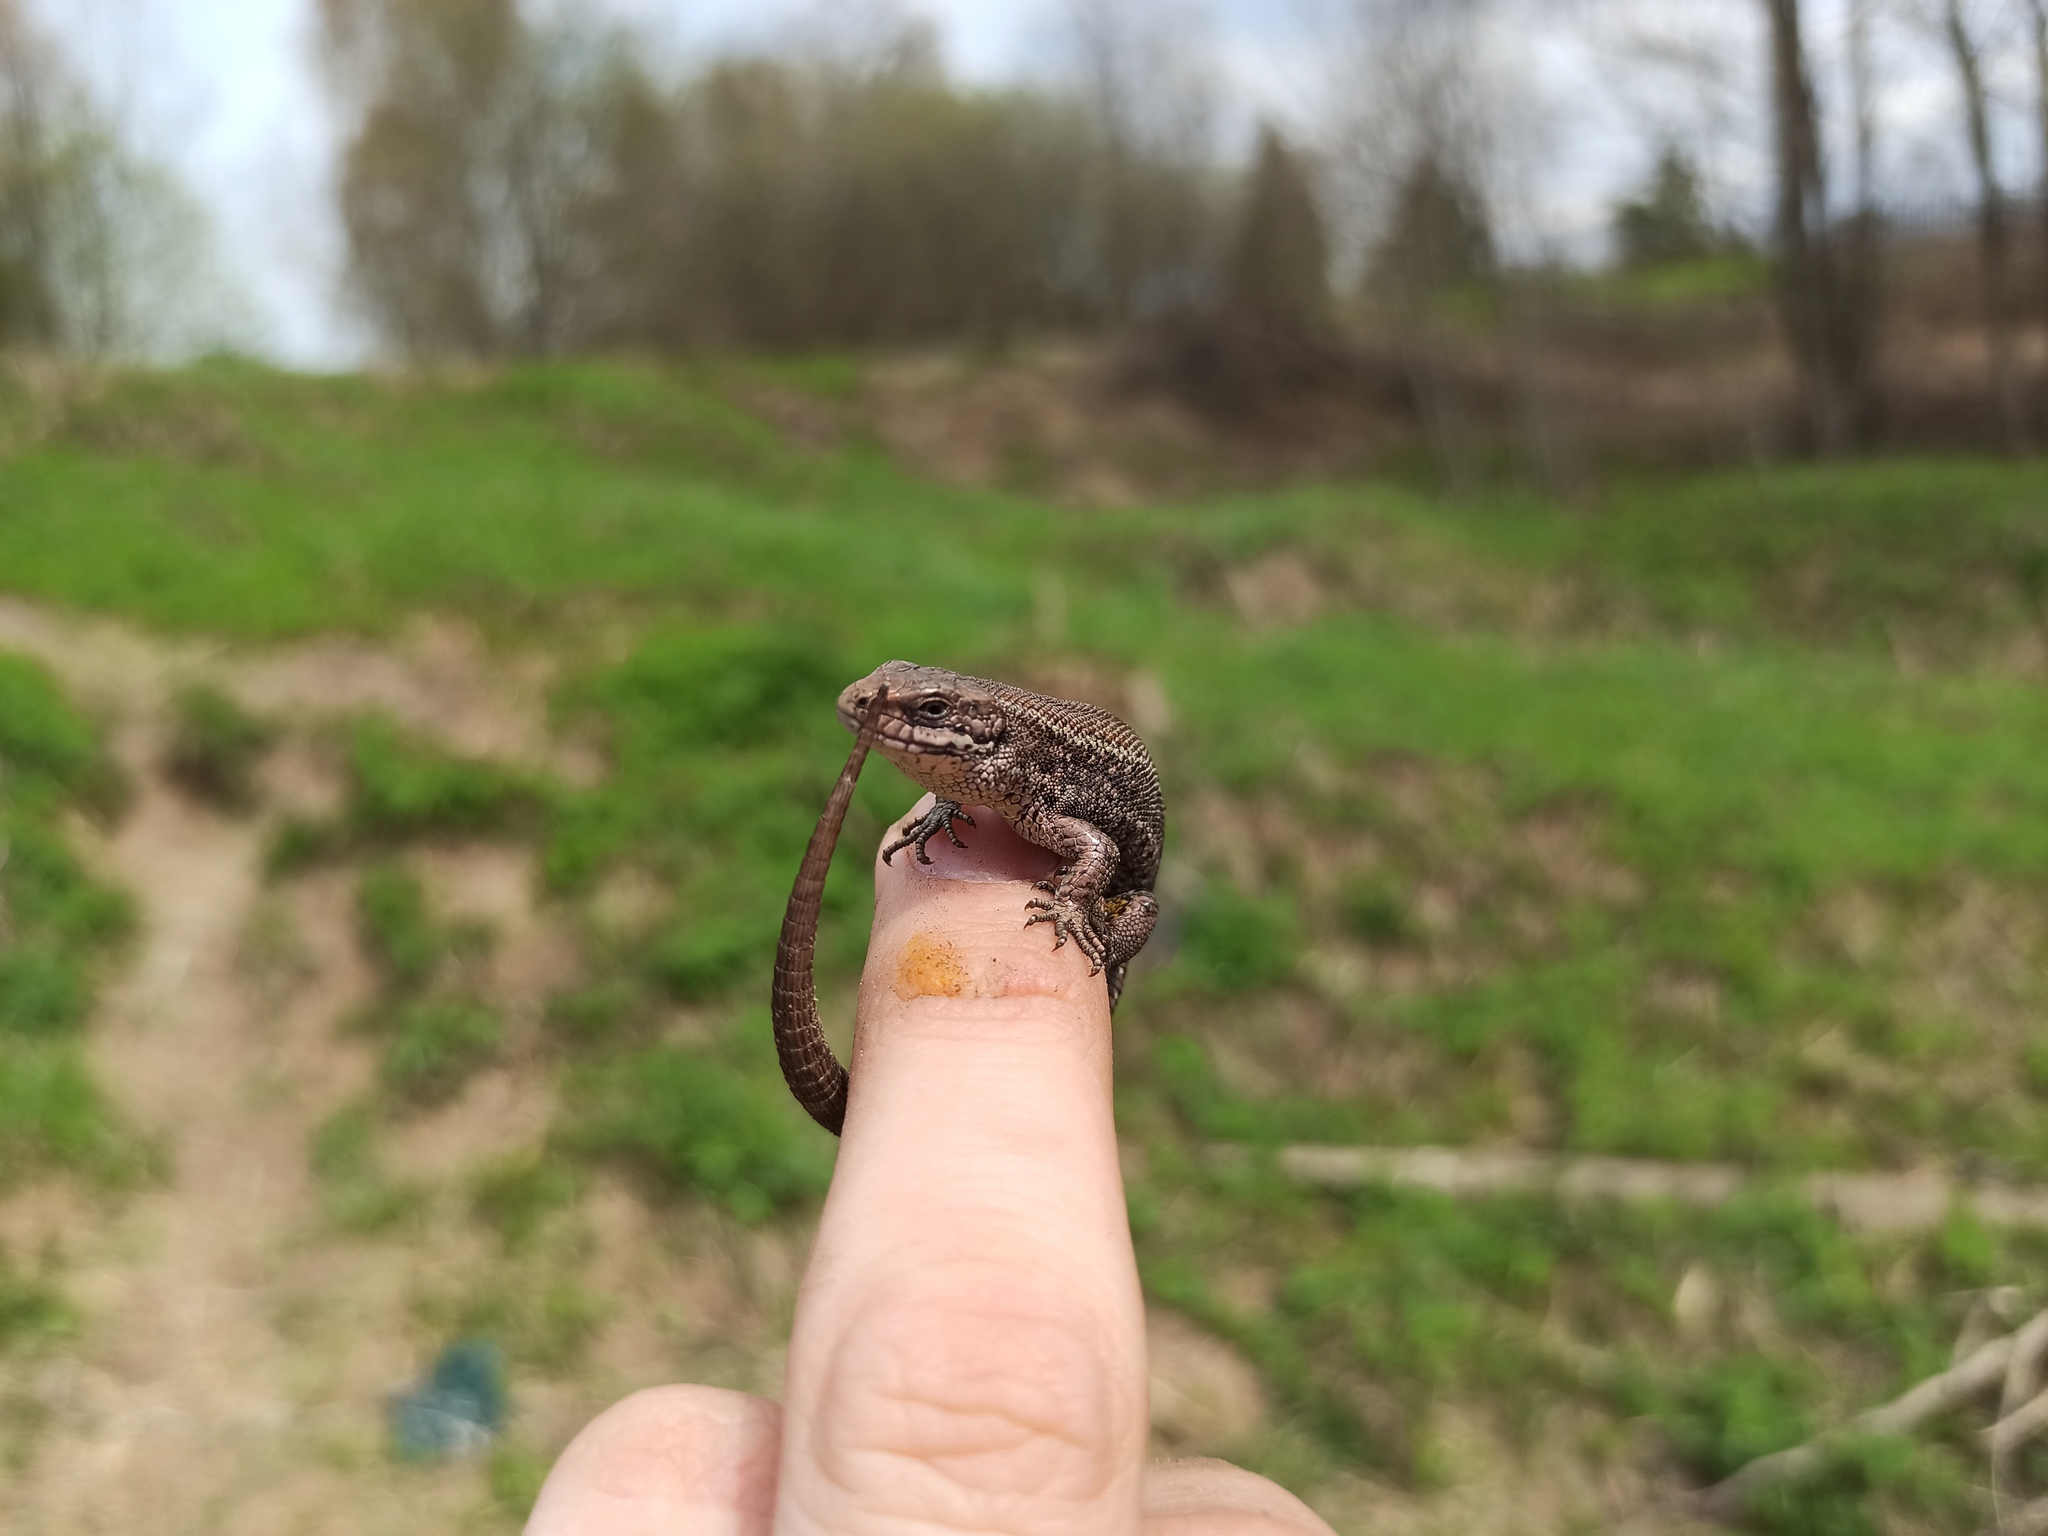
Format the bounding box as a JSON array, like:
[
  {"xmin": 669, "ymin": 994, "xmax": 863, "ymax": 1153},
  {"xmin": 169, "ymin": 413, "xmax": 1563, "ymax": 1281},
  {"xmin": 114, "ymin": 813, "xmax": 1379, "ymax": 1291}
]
[
  {"xmin": 882, "ymin": 798, "xmax": 976, "ymax": 865},
  {"xmin": 1015, "ymin": 807, "xmax": 1119, "ymax": 973}
]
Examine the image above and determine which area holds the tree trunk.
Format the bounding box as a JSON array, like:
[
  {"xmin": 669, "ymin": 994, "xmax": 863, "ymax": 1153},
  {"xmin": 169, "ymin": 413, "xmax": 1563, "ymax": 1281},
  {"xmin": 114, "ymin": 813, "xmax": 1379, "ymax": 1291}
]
[
  {"xmin": 2030, "ymin": 0, "xmax": 2048, "ymax": 436},
  {"xmin": 1944, "ymin": 0, "xmax": 2025, "ymax": 450},
  {"xmin": 1764, "ymin": 0, "xmax": 1875, "ymax": 455}
]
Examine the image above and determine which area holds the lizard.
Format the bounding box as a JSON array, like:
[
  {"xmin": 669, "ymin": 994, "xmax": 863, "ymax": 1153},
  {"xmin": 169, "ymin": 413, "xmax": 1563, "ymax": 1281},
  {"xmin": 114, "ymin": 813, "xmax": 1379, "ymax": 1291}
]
[{"xmin": 771, "ymin": 660, "xmax": 1165, "ymax": 1135}]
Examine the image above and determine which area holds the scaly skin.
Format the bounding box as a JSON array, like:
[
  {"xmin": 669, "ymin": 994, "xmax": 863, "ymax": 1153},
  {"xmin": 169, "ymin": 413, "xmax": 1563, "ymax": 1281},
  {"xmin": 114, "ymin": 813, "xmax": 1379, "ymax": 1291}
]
[{"xmin": 771, "ymin": 661, "xmax": 1165, "ymax": 1135}]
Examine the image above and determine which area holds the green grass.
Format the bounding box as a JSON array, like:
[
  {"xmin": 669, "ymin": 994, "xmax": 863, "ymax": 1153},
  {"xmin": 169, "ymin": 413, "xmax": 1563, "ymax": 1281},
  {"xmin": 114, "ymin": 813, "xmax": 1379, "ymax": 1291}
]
[
  {"xmin": 161, "ymin": 683, "xmax": 276, "ymax": 812},
  {"xmin": 6, "ymin": 358, "xmax": 2048, "ymax": 1522},
  {"xmin": 0, "ymin": 654, "xmax": 148, "ymax": 1190},
  {"xmin": 309, "ymin": 1100, "xmax": 429, "ymax": 1233},
  {"xmin": 0, "ymin": 1245, "xmax": 75, "ymax": 1356}
]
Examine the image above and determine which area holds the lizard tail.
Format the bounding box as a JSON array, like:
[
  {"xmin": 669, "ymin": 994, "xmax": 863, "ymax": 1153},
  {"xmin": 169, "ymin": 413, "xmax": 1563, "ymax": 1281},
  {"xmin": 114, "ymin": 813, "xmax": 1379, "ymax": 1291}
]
[{"xmin": 771, "ymin": 688, "xmax": 886, "ymax": 1136}]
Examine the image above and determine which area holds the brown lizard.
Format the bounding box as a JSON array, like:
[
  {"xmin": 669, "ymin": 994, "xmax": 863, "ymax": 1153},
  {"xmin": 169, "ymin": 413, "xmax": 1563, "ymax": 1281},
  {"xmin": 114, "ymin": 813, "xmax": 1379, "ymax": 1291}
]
[{"xmin": 771, "ymin": 661, "xmax": 1165, "ymax": 1134}]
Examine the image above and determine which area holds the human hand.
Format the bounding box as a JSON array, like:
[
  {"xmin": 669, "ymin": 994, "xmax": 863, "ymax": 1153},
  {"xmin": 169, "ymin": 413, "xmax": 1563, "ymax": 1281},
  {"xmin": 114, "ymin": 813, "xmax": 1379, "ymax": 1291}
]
[{"xmin": 526, "ymin": 797, "xmax": 1336, "ymax": 1536}]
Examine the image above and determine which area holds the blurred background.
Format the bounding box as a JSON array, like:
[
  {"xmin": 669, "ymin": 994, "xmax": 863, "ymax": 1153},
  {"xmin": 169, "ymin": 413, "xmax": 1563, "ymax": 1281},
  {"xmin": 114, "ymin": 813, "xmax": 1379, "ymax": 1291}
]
[{"xmin": 2, "ymin": 0, "xmax": 2048, "ymax": 1531}]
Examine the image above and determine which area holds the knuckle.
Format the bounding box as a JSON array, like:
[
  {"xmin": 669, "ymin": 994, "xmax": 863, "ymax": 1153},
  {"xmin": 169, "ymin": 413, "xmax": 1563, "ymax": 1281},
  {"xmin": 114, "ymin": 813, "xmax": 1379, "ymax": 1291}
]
[{"xmin": 812, "ymin": 1285, "xmax": 1126, "ymax": 1517}]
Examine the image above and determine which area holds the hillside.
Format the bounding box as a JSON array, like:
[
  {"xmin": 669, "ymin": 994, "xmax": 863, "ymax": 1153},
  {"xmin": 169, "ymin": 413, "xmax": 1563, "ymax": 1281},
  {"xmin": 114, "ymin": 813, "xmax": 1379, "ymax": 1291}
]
[{"xmin": 1, "ymin": 356, "xmax": 2047, "ymax": 1533}]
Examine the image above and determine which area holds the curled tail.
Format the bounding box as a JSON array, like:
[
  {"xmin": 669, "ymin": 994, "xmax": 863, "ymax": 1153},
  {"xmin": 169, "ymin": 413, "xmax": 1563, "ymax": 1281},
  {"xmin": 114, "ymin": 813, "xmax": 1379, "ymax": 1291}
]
[{"xmin": 771, "ymin": 691, "xmax": 885, "ymax": 1135}]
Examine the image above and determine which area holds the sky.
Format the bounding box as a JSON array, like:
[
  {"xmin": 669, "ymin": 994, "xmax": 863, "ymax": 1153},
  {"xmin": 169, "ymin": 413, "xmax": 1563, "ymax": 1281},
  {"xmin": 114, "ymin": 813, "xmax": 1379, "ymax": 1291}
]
[{"xmin": 21, "ymin": 0, "xmax": 2032, "ymax": 368}]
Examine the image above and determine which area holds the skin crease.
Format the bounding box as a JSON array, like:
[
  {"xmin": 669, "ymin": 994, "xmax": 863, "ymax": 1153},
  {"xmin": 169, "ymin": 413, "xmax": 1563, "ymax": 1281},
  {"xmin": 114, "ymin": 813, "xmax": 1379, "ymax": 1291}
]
[{"xmin": 525, "ymin": 799, "xmax": 1336, "ymax": 1536}]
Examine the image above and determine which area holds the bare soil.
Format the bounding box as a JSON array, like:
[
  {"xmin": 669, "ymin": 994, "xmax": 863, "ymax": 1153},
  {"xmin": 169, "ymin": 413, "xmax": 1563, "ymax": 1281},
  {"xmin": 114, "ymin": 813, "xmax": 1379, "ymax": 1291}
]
[{"xmin": 5, "ymin": 596, "xmax": 1982, "ymax": 1534}]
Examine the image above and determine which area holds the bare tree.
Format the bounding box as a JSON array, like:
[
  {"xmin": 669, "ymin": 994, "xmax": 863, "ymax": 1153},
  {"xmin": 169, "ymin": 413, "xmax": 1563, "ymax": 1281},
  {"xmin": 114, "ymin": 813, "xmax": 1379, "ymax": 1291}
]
[
  {"xmin": 0, "ymin": 0, "xmax": 238, "ymax": 359},
  {"xmin": 1935, "ymin": 0, "xmax": 2024, "ymax": 449},
  {"xmin": 1055, "ymin": 0, "xmax": 1220, "ymax": 322},
  {"xmin": 2027, "ymin": 0, "xmax": 2048, "ymax": 416},
  {"xmin": 1763, "ymin": 0, "xmax": 1879, "ymax": 454},
  {"xmin": 1848, "ymin": 0, "xmax": 1878, "ymax": 222},
  {"xmin": 1330, "ymin": 0, "xmax": 1506, "ymax": 489},
  {"xmin": 0, "ymin": 1, "xmax": 60, "ymax": 346},
  {"xmin": 319, "ymin": 0, "xmax": 642, "ymax": 357}
]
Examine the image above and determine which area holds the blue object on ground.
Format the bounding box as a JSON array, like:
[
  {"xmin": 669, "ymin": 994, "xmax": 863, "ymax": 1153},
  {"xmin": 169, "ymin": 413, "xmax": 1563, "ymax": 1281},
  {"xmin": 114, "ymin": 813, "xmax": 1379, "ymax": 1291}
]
[{"xmin": 390, "ymin": 1338, "xmax": 508, "ymax": 1461}]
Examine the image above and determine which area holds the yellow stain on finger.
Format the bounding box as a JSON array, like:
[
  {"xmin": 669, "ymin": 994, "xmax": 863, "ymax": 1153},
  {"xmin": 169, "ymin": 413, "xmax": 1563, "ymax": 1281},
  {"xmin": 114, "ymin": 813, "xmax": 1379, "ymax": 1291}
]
[{"xmin": 894, "ymin": 932, "xmax": 970, "ymax": 1000}]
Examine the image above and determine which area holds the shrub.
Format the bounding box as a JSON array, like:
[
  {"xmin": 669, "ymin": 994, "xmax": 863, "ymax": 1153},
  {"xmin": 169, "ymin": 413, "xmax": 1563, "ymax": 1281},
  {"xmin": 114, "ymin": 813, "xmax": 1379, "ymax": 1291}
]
[{"xmin": 162, "ymin": 684, "xmax": 276, "ymax": 811}]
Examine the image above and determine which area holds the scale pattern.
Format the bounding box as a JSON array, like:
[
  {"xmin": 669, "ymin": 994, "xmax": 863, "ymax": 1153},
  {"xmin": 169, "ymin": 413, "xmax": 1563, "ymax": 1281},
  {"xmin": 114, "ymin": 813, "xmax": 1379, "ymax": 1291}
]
[{"xmin": 772, "ymin": 662, "xmax": 1167, "ymax": 1134}]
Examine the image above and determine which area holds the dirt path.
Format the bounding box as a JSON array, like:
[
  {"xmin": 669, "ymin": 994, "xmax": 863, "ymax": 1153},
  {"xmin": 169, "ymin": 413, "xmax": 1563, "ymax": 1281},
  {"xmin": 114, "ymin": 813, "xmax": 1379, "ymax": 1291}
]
[
  {"xmin": 8, "ymin": 596, "xmax": 1993, "ymax": 1535},
  {"xmin": 0, "ymin": 604, "xmax": 493, "ymax": 1532},
  {"xmin": 0, "ymin": 596, "xmax": 838, "ymax": 1532}
]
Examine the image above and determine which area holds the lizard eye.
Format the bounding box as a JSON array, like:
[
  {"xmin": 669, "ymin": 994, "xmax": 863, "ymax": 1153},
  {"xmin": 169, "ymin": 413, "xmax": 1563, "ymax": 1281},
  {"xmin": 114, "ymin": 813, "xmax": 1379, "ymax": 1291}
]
[{"xmin": 919, "ymin": 698, "xmax": 950, "ymax": 719}]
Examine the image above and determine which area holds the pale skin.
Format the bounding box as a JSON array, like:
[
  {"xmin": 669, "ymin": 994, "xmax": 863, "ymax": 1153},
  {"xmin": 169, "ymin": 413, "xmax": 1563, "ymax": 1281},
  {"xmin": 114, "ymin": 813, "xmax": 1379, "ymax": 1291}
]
[{"xmin": 526, "ymin": 797, "xmax": 1337, "ymax": 1536}]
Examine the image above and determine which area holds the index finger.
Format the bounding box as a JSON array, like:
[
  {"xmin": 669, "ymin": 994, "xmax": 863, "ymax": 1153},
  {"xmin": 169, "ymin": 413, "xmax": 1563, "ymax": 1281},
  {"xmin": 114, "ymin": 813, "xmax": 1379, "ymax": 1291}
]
[{"xmin": 772, "ymin": 796, "xmax": 1149, "ymax": 1536}]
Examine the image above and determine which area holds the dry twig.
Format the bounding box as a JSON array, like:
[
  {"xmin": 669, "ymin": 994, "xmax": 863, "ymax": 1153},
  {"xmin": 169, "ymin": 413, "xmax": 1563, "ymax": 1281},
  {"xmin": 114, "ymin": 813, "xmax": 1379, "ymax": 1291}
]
[{"xmin": 1692, "ymin": 1318, "xmax": 2038, "ymax": 1522}]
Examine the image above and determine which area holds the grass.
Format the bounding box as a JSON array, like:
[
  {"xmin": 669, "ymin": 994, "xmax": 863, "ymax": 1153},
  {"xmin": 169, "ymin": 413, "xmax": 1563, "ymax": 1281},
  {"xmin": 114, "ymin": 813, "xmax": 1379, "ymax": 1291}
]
[
  {"xmin": 162, "ymin": 683, "xmax": 276, "ymax": 812},
  {"xmin": 0, "ymin": 653, "xmax": 148, "ymax": 1190},
  {"xmin": 6, "ymin": 357, "xmax": 2048, "ymax": 1524}
]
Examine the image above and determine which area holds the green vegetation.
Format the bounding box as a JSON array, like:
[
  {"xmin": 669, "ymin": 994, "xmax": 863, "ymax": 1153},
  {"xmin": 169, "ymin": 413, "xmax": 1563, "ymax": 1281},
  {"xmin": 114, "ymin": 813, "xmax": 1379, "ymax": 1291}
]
[
  {"xmin": 4, "ymin": 360, "xmax": 2047, "ymax": 1523},
  {"xmin": 559, "ymin": 1034, "xmax": 835, "ymax": 1223},
  {"xmin": 469, "ymin": 1154, "xmax": 579, "ymax": 1254},
  {"xmin": 345, "ymin": 855, "xmax": 507, "ymax": 1108},
  {"xmin": 0, "ymin": 654, "xmax": 147, "ymax": 1190},
  {"xmin": 0, "ymin": 1246, "xmax": 74, "ymax": 1356},
  {"xmin": 162, "ymin": 683, "xmax": 276, "ymax": 812},
  {"xmin": 273, "ymin": 719, "xmax": 552, "ymax": 873},
  {"xmin": 309, "ymin": 1100, "xmax": 428, "ymax": 1234}
]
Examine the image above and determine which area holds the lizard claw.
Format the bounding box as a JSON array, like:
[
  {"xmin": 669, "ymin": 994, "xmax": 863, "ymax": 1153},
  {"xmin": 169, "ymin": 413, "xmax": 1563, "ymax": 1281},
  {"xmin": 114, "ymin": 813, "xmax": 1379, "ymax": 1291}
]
[
  {"xmin": 1024, "ymin": 894, "xmax": 1106, "ymax": 974},
  {"xmin": 882, "ymin": 800, "xmax": 976, "ymax": 865}
]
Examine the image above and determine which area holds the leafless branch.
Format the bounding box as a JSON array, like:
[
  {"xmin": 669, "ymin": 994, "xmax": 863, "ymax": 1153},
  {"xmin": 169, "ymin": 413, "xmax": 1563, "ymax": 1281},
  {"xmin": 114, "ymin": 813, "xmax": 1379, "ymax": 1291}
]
[{"xmin": 1695, "ymin": 1320, "xmax": 2030, "ymax": 1521}]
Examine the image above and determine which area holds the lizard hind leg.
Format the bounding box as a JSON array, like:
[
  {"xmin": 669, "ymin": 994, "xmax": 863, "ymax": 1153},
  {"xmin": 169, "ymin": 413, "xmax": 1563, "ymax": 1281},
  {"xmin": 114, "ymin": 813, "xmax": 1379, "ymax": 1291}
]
[
  {"xmin": 1025, "ymin": 894, "xmax": 1108, "ymax": 971},
  {"xmin": 1100, "ymin": 890, "xmax": 1160, "ymax": 968},
  {"xmin": 882, "ymin": 799, "xmax": 976, "ymax": 865},
  {"xmin": 1100, "ymin": 891, "xmax": 1159, "ymax": 1011}
]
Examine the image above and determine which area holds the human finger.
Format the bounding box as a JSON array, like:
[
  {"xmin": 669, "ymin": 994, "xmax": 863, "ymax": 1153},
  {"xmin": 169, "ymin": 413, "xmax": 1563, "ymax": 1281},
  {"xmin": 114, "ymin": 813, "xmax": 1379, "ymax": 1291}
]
[
  {"xmin": 772, "ymin": 795, "xmax": 1149, "ymax": 1536},
  {"xmin": 1141, "ymin": 1458, "xmax": 1339, "ymax": 1536},
  {"xmin": 524, "ymin": 1385, "xmax": 782, "ymax": 1536}
]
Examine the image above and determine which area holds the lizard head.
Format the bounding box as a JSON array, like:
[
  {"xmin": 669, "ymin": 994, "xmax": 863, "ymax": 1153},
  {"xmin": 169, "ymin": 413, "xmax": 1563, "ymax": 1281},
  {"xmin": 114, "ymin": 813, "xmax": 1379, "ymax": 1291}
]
[{"xmin": 837, "ymin": 662, "xmax": 1006, "ymax": 774}]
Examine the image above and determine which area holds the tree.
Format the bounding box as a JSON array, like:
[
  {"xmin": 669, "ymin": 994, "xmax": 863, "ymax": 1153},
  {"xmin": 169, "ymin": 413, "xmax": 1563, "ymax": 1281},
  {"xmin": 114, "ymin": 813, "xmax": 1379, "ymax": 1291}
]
[
  {"xmin": 2024, "ymin": 0, "xmax": 2048, "ymax": 432},
  {"xmin": 1612, "ymin": 146, "xmax": 1720, "ymax": 268},
  {"xmin": 1937, "ymin": 0, "xmax": 2023, "ymax": 449},
  {"xmin": 1057, "ymin": 0, "xmax": 1220, "ymax": 322},
  {"xmin": 320, "ymin": 0, "xmax": 527, "ymax": 355},
  {"xmin": 1366, "ymin": 150, "xmax": 1494, "ymax": 303},
  {"xmin": 1762, "ymin": 0, "xmax": 1878, "ymax": 455},
  {"xmin": 0, "ymin": 0, "xmax": 239, "ymax": 358},
  {"xmin": 1224, "ymin": 125, "xmax": 1330, "ymax": 327},
  {"xmin": 0, "ymin": 2, "xmax": 59, "ymax": 347},
  {"xmin": 320, "ymin": 0, "xmax": 649, "ymax": 357}
]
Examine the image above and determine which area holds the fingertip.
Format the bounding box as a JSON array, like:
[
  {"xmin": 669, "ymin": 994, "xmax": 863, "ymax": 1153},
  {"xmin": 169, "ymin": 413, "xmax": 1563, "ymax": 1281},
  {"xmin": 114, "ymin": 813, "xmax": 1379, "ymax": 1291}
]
[
  {"xmin": 1141, "ymin": 1459, "xmax": 1338, "ymax": 1536},
  {"xmin": 525, "ymin": 1385, "xmax": 782, "ymax": 1536},
  {"xmin": 874, "ymin": 795, "xmax": 1062, "ymax": 889}
]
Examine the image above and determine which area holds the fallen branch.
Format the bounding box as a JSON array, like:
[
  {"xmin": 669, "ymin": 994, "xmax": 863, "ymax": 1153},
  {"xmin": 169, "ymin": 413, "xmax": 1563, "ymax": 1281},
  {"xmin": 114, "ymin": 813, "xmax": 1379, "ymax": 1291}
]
[
  {"xmin": 1992, "ymin": 1384, "xmax": 2048, "ymax": 1459},
  {"xmin": 1693, "ymin": 1318, "xmax": 2039, "ymax": 1522},
  {"xmin": 1219, "ymin": 1143, "xmax": 2048, "ymax": 1233},
  {"xmin": 1993, "ymin": 1312, "xmax": 2048, "ymax": 1529}
]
